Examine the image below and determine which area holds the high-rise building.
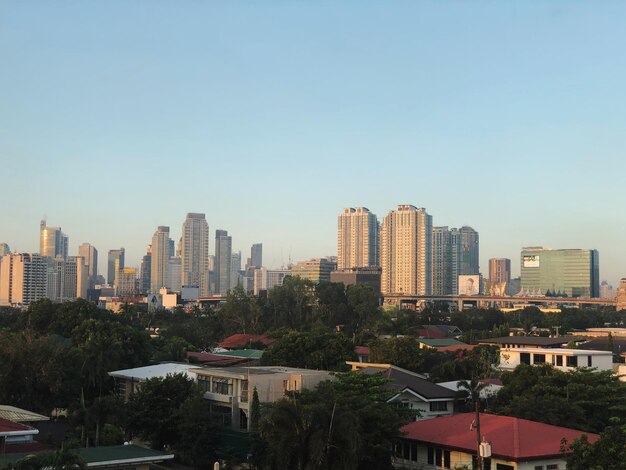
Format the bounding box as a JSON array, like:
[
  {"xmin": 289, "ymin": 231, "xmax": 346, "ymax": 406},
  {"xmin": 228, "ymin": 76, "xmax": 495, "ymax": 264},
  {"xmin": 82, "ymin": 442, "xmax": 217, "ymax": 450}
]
[
  {"xmin": 46, "ymin": 256, "xmax": 86, "ymax": 302},
  {"xmin": 78, "ymin": 243, "xmax": 98, "ymax": 287},
  {"xmin": 231, "ymin": 251, "xmax": 242, "ymax": 289},
  {"xmin": 0, "ymin": 243, "xmax": 10, "ymax": 256},
  {"xmin": 40, "ymin": 220, "xmax": 68, "ymax": 259},
  {"xmin": 181, "ymin": 213, "xmax": 210, "ymax": 296},
  {"xmin": 215, "ymin": 230, "xmax": 232, "ymax": 295},
  {"xmin": 459, "ymin": 226, "xmax": 480, "ymax": 276},
  {"xmin": 337, "ymin": 207, "xmax": 379, "ymax": 270},
  {"xmin": 520, "ymin": 247, "xmax": 600, "ymax": 298},
  {"xmin": 380, "ymin": 205, "xmax": 432, "ymax": 295},
  {"xmin": 489, "ymin": 258, "xmax": 511, "ymax": 284},
  {"xmin": 151, "ymin": 226, "xmax": 171, "ymax": 293},
  {"xmin": 253, "ymin": 267, "xmax": 290, "ymax": 295},
  {"xmin": 432, "ymin": 227, "xmax": 453, "ymax": 295},
  {"xmin": 290, "ymin": 258, "xmax": 338, "ymax": 284},
  {"xmin": 169, "ymin": 256, "xmax": 182, "ymax": 293},
  {"xmin": 140, "ymin": 246, "xmax": 152, "ymax": 294},
  {"xmin": 250, "ymin": 243, "xmax": 263, "ymax": 269},
  {"xmin": 116, "ymin": 268, "xmax": 138, "ymax": 296},
  {"xmin": 0, "ymin": 253, "xmax": 48, "ymax": 306},
  {"xmin": 107, "ymin": 248, "xmax": 125, "ymax": 286}
]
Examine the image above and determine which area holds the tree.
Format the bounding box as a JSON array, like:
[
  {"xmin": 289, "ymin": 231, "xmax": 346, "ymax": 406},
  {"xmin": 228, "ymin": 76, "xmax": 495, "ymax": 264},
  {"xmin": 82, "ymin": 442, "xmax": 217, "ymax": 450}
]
[
  {"xmin": 173, "ymin": 396, "xmax": 219, "ymax": 469},
  {"xmin": 369, "ymin": 337, "xmax": 424, "ymax": 373},
  {"xmin": 457, "ymin": 378, "xmax": 488, "ymax": 470},
  {"xmin": 219, "ymin": 286, "xmax": 262, "ymax": 335},
  {"xmin": 10, "ymin": 445, "xmax": 86, "ymax": 470},
  {"xmin": 562, "ymin": 424, "xmax": 626, "ymax": 470}
]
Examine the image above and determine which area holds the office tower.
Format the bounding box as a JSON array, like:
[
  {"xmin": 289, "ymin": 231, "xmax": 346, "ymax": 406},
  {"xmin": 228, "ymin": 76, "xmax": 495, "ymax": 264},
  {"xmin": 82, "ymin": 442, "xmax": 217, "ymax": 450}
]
[
  {"xmin": 0, "ymin": 253, "xmax": 48, "ymax": 306},
  {"xmin": 290, "ymin": 258, "xmax": 338, "ymax": 284},
  {"xmin": 40, "ymin": 220, "xmax": 68, "ymax": 259},
  {"xmin": 169, "ymin": 256, "xmax": 182, "ymax": 292},
  {"xmin": 520, "ymin": 247, "xmax": 600, "ymax": 298},
  {"xmin": 253, "ymin": 267, "xmax": 290, "ymax": 295},
  {"xmin": 46, "ymin": 256, "xmax": 85, "ymax": 302},
  {"xmin": 380, "ymin": 205, "xmax": 432, "ymax": 296},
  {"xmin": 459, "ymin": 226, "xmax": 480, "ymax": 276},
  {"xmin": 107, "ymin": 248, "xmax": 125, "ymax": 286},
  {"xmin": 250, "ymin": 243, "xmax": 263, "ymax": 269},
  {"xmin": 140, "ymin": 246, "xmax": 152, "ymax": 294},
  {"xmin": 215, "ymin": 230, "xmax": 232, "ymax": 295},
  {"xmin": 181, "ymin": 213, "xmax": 210, "ymax": 296},
  {"xmin": 600, "ymin": 281, "xmax": 617, "ymax": 300},
  {"xmin": 78, "ymin": 243, "xmax": 98, "ymax": 287},
  {"xmin": 169, "ymin": 239, "xmax": 175, "ymax": 258},
  {"xmin": 489, "ymin": 258, "xmax": 511, "ymax": 284},
  {"xmin": 432, "ymin": 227, "xmax": 453, "ymax": 295},
  {"xmin": 337, "ymin": 207, "xmax": 379, "ymax": 270},
  {"xmin": 151, "ymin": 226, "xmax": 171, "ymax": 293},
  {"xmin": 208, "ymin": 255, "xmax": 216, "ymax": 294},
  {"xmin": 231, "ymin": 251, "xmax": 242, "ymax": 288},
  {"xmin": 0, "ymin": 243, "xmax": 9, "ymax": 256},
  {"xmin": 116, "ymin": 268, "xmax": 138, "ymax": 296}
]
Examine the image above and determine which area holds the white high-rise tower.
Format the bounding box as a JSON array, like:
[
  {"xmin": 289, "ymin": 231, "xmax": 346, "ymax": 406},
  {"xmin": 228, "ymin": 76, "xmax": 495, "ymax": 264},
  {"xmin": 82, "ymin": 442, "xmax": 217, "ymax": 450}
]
[
  {"xmin": 337, "ymin": 207, "xmax": 379, "ymax": 270},
  {"xmin": 181, "ymin": 213, "xmax": 209, "ymax": 296}
]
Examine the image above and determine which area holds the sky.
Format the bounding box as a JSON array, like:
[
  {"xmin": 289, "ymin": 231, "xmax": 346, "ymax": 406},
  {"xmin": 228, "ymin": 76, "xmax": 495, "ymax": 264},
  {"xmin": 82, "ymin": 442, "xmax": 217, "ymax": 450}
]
[{"xmin": 1, "ymin": 1, "xmax": 626, "ymax": 284}]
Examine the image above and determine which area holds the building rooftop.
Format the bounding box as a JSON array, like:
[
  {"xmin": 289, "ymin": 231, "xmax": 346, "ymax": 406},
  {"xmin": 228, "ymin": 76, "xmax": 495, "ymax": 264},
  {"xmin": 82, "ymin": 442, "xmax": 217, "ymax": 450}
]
[
  {"xmin": 479, "ymin": 336, "xmax": 585, "ymax": 347},
  {"xmin": 358, "ymin": 366, "xmax": 456, "ymax": 400},
  {"xmin": 108, "ymin": 363, "xmax": 196, "ymax": 381},
  {"xmin": 0, "ymin": 406, "xmax": 49, "ymax": 423},
  {"xmin": 192, "ymin": 365, "xmax": 331, "ymax": 378},
  {"xmin": 418, "ymin": 338, "xmax": 466, "ymax": 348},
  {"xmin": 213, "ymin": 349, "xmax": 264, "ymax": 359},
  {"xmin": 0, "ymin": 418, "xmax": 37, "ymax": 437},
  {"xmin": 401, "ymin": 413, "xmax": 599, "ymax": 461},
  {"xmin": 218, "ymin": 334, "xmax": 276, "ymax": 349},
  {"xmin": 501, "ymin": 347, "xmax": 612, "ymax": 355}
]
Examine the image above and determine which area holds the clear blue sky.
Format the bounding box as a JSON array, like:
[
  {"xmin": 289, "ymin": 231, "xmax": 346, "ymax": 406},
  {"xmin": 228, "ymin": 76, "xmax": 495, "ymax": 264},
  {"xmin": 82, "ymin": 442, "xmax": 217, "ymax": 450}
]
[{"xmin": 2, "ymin": 1, "xmax": 626, "ymax": 284}]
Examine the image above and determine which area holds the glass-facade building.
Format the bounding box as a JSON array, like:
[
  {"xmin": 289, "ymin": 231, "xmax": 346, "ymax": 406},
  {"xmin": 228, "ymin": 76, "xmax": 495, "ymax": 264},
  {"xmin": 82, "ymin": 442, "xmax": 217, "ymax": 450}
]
[{"xmin": 520, "ymin": 247, "xmax": 599, "ymax": 298}]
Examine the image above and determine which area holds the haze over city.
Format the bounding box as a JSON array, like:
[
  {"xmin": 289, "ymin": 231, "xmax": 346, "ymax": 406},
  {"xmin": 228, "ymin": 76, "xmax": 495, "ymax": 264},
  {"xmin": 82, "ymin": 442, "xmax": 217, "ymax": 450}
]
[{"xmin": 2, "ymin": 2, "xmax": 626, "ymax": 283}]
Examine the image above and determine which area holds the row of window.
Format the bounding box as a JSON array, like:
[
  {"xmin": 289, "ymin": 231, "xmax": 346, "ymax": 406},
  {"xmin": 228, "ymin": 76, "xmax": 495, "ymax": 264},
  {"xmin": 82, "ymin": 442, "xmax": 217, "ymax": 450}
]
[{"xmin": 519, "ymin": 353, "xmax": 590, "ymax": 368}]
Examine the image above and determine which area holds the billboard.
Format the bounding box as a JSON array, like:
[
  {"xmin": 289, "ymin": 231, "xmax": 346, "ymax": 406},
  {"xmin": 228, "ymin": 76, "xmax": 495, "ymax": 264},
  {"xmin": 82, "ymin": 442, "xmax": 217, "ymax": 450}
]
[
  {"xmin": 484, "ymin": 281, "xmax": 507, "ymax": 297},
  {"xmin": 523, "ymin": 255, "xmax": 540, "ymax": 268},
  {"xmin": 459, "ymin": 275, "xmax": 481, "ymax": 296}
]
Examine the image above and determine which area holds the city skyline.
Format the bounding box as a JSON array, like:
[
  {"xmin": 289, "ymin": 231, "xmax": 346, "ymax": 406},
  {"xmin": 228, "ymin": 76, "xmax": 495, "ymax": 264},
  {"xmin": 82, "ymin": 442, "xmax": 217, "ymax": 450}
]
[{"xmin": 2, "ymin": 3, "xmax": 626, "ymax": 284}]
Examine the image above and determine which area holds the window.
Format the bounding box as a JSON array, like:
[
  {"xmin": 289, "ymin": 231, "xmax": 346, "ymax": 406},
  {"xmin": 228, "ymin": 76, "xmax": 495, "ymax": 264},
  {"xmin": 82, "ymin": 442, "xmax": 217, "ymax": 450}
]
[
  {"xmin": 472, "ymin": 457, "xmax": 491, "ymax": 470},
  {"xmin": 241, "ymin": 380, "xmax": 249, "ymax": 402},
  {"xmin": 533, "ymin": 354, "xmax": 546, "ymax": 364},
  {"xmin": 566, "ymin": 355, "xmax": 578, "ymax": 367},
  {"xmin": 587, "ymin": 356, "xmax": 592, "ymax": 367},
  {"xmin": 410, "ymin": 442, "xmax": 418, "ymax": 462},
  {"xmin": 555, "ymin": 355, "xmax": 563, "ymax": 366},
  {"xmin": 197, "ymin": 375, "xmax": 210, "ymax": 392},
  {"xmin": 212, "ymin": 377, "xmax": 233, "ymax": 395},
  {"xmin": 547, "ymin": 465, "xmax": 558, "ymax": 470},
  {"xmin": 496, "ymin": 464, "xmax": 514, "ymax": 470},
  {"xmin": 535, "ymin": 466, "xmax": 544, "ymax": 470},
  {"xmin": 427, "ymin": 447, "xmax": 450, "ymax": 468},
  {"xmin": 520, "ymin": 352, "xmax": 531, "ymax": 365},
  {"xmin": 430, "ymin": 401, "xmax": 448, "ymax": 412}
]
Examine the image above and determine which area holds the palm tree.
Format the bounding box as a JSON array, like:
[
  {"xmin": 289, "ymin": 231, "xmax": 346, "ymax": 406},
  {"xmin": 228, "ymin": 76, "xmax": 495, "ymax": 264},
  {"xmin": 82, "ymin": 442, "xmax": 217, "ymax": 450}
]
[
  {"xmin": 11, "ymin": 446, "xmax": 86, "ymax": 470},
  {"xmin": 458, "ymin": 378, "xmax": 488, "ymax": 470}
]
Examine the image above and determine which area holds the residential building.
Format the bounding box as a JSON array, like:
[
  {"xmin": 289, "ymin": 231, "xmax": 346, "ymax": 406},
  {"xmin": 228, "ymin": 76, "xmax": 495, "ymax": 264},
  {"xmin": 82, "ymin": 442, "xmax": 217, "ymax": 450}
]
[
  {"xmin": 394, "ymin": 412, "xmax": 599, "ymax": 470},
  {"xmin": 39, "ymin": 220, "xmax": 68, "ymax": 259},
  {"xmin": 337, "ymin": 207, "xmax": 379, "ymax": 270},
  {"xmin": 458, "ymin": 226, "xmax": 479, "ymax": 276},
  {"xmin": 168, "ymin": 256, "xmax": 182, "ymax": 292},
  {"xmin": 46, "ymin": 256, "xmax": 87, "ymax": 301},
  {"xmin": 380, "ymin": 205, "xmax": 432, "ymax": 295},
  {"xmin": 350, "ymin": 363, "xmax": 456, "ymax": 421},
  {"xmin": 250, "ymin": 243, "xmax": 262, "ymax": 269},
  {"xmin": 418, "ymin": 338, "xmax": 468, "ymax": 350},
  {"xmin": 478, "ymin": 336, "xmax": 586, "ymax": 349},
  {"xmin": 150, "ymin": 226, "xmax": 171, "ymax": 293},
  {"xmin": 520, "ymin": 247, "xmax": 600, "ymax": 297},
  {"xmin": 107, "ymin": 248, "xmax": 125, "ymax": 286},
  {"xmin": 253, "ymin": 267, "xmax": 289, "ymax": 295},
  {"xmin": 215, "ymin": 230, "xmax": 232, "ymax": 295},
  {"xmin": 498, "ymin": 347, "xmax": 612, "ymax": 372},
  {"xmin": 0, "ymin": 253, "xmax": 48, "ymax": 306},
  {"xmin": 139, "ymin": 246, "xmax": 151, "ymax": 294},
  {"xmin": 108, "ymin": 363, "xmax": 199, "ymax": 402},
  {"xmin": 180, "ymin": 213, "xmax": 210, "ymax": 296},
  {"xmin": 231, "ymin": 251, "xmax": 242, "ymax": 289},
  {"xmin": 290, "ymin": 258, "xmax": 337, "ymax": 283},
  {"xmin": 432, "ymin": 226, "xmax": 452, "ymax": 295},
  {"xmin": 78, "ymin": 243, "xmax": 98, "ymax": 288}
]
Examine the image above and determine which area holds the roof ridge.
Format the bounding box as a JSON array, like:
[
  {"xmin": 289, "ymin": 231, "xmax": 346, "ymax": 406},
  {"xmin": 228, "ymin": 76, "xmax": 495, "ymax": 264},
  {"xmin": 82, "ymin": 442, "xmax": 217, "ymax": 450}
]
[{"xmin": 513, "ymin": 416, "xmax": 520, "ymax": 458}]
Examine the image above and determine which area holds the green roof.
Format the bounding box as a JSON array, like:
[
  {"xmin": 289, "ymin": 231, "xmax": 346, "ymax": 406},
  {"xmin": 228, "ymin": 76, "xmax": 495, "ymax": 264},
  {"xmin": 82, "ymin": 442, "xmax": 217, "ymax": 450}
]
[
  {"xmin": 418, "ymin": 338, "xmax": 466, "ymax": 347},
  {"xmin": 214, "ymin": 349, "xmax": 264, "ymax": 359},
  {"xmin": 0, "ymin": 445, "xmax": 174, "ymax": 467}
]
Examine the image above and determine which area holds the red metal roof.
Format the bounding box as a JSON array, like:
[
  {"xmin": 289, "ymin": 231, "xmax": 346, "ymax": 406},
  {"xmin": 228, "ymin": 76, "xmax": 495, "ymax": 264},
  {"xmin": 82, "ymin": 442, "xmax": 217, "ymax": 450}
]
[
  {"xmin": 401, "ymin": 413, "xmax": 599, "ymax": 461},
  {"xmin": 0, "ymin": 418, "xmax": 32, "ymax": 435},
  {"xmin": 3, "ymin": 442, "xmax": 50, "ymax": 453},
  {"xmin": 218, "ymin": 334, "xmax": 275, "ymax": 349},
  {"xmin": 415, "ymin": 329, "xmax": 446, "ymax": 339},
  {"xmin": 355, "ymin": 346, "xmax": 370, "ymax": 356}
]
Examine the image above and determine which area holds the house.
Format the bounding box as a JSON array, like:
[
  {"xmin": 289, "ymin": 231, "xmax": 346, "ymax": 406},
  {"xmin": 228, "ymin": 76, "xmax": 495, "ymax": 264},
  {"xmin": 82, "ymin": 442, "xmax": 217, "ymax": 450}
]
[
  {"xmin": 218, "ymin": 334, "xmax": 275, "ymax": 350},
  {"xmin": 0, "ymin": 406, "xmax": 49, "ymax": 424},
  {"xmin": 478, "ymin": 336, "xmax": 585, "ymax": 349},
  {"xmin": 187, "ymin": 349, "xmax": 263, "ymax": 367},
  {"xmin": 108, "ymin": 363, "xmax": 198, "ymax": 401},
  {"xmin": 418, "ymin": 338, "xmax": 467, "ymax": 350},
  {"xmin": 0, "ymin": 445, "xmax": 174, "ymax": 470},
  {"xmin": 0, "ymin": 417, "xmax": 44, "ymax": 454},
  {"xmin": 436, "ymin": 379, "xmax": 502, "ymax": 400},
  {"xmin": 394, "ymin": 412, "xmax": 599, "ymax": 470},
  {"xmin": 192, "ymin": 366, "xmax": 332, "ymax": 431},
  {"xmin": 348, "ymin": 362, "xmax": 456, "ymax": 420},
  {"xmin": 426, "ymin": 325, "xmax": 463, "ymax": 338},
  {"xmin": 498, "ymin": 347, "xmax": 613, "ymax": 372}
]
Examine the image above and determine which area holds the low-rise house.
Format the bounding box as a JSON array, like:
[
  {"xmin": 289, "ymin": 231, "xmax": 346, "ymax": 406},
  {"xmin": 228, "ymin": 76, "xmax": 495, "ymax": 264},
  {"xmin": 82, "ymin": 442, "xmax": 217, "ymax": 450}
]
[
  {"xmin": 0, "ymin": 417, "xmax": 46, "ymax": 454},
  {"xmin": 192, "ymin": 366, "xmax": 332, "ymax": 431},
  {"xmin": 394, "ymin": 413, "xmax": 599, "ymax": 470},
  {"xmin": 348, "ymin": 362, "xmax": 456, "ymax": 421},
  {"xmin": 499, "ymin": 347, "xmax": 613, "ymax": 372},
  {"xmin": 355, "ymin": 345, "xmax": 371, "ymax": 363}
]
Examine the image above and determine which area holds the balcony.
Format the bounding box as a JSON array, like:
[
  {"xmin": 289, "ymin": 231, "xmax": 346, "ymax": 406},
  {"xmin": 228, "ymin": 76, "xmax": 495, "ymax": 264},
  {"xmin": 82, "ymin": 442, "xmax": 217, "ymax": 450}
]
[{"xmin": 203, "ymin": 391, "xmax": 234, "ymax": 404}]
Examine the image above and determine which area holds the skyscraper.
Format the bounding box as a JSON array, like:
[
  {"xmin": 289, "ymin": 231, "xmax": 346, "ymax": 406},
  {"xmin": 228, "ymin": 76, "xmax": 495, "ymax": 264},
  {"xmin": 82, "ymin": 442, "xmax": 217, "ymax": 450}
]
[
  {"xmin": 0, "ymin": 253, "xmax": 48, "ymax": 306},
  {"xmin": 489, "ymin": 258, "xmax": 511, "ymax": 284},
  {"xmin": 151, "ymin": 226, "xmax": 171, "ymax": 293},
  {"xmin": 181, "ymin": 213, "xmax": 209, "ymax": 296},
  {"xmin": 337, "ymin": 207, "xmax": 379, "ymax": 270},
  {"xmin": 459, "ymin": 226, "xmax": 480, "ymax": 276},
  {"xmin": 432, "ymin": 227, "xmax": 452, "ymax": 295},
  {"xmin": 0, "ymin": 243, "xmax": 10, "ymax": 256},
  {"xmin": 40, "ymin": 220, "xmax": 68, "ymax": 259},
  {"xmin": 215, "ymin": 229, "xmax": 232, "ymax": 295},
  {"xmin": 231, "ymin": 251, "xmax": 242, "ymax": 289},
  {"xmin": 140, "ymin": 246, "xmax": 152, "ymax": 294},
  {"xmin": 380, "ymin": 205, "xmax": 432, "ymax": 296},
  {"xmin": 107, "ymin": 248, "xmax": 125, "ymax": 286},
  {"xmin": 250, "ymin": 243, "xmax": 263, "ymax": 269},
  {"xmin": 78, "ymin": 243, "xmax": 98, "ymax": 287}
]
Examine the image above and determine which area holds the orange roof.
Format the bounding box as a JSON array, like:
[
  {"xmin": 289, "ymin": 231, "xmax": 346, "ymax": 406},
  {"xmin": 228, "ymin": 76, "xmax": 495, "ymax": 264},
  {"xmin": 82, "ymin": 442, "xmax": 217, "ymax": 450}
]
[
  {"xmin": 401, "ymin": 413, "xmax": 599, "ymax": 461},
  {"xmin": 218, "ymin": 334, "xmax": 275, "ymax": 349}
]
